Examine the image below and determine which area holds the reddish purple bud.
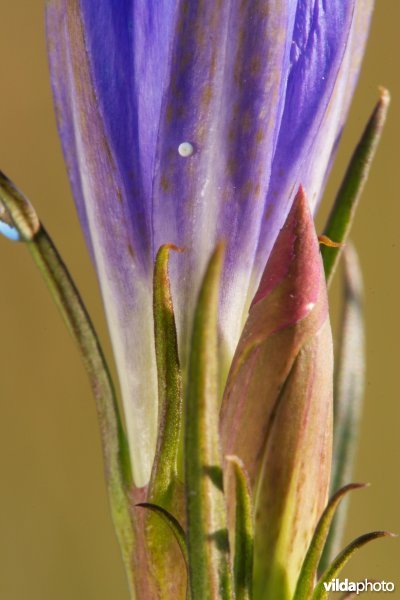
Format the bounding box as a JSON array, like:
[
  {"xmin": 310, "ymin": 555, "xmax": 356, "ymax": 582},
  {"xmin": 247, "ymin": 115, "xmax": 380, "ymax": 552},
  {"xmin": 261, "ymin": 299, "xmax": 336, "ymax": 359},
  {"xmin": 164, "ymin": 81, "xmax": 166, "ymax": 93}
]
[{"xmin": 220, "ymin": 187, "xmax": 333, "ymax": 599}]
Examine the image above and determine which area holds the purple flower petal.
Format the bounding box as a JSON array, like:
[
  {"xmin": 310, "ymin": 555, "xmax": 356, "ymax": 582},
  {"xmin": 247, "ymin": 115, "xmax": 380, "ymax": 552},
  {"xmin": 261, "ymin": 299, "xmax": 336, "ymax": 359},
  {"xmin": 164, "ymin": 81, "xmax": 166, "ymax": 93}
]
[
  {"xmin": 46, "ymin": 0, "xmax": 370, "ymax": 485},
  {"xmin": 254, "ymin": 0, "xmax": 361, "ymax": 273},
  {"xmin": 47, "ymin": 1, "xmax": 159, "ymax": 485},
  {"xmin": 150, "ymin": 1, "xmax": 299, "ymax": 366}
]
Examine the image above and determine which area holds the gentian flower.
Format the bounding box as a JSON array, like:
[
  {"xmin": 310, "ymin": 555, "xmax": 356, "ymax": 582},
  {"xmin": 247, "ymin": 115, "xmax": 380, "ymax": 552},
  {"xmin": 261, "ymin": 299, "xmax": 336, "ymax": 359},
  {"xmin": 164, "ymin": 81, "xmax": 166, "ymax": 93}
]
[
  {"xmin": 1, "ymin": 1, "xmax": 394, "ymax": 598},
  {"xmin": 45, "ymin": 0, "xmax": 373, "ymax": 489}
]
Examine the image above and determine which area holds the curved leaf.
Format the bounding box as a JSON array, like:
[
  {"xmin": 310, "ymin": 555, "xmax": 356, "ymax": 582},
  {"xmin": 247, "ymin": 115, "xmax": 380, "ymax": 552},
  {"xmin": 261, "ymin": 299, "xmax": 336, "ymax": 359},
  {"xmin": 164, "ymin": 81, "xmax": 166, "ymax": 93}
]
[
  {"xmin": 149, "ymin": 244, "xmax": 183, "ymax": 500},
  {"xmin": 313, "ymin": 532, "xmax": 396, "ymax": 600},
  {"xmin": 293, "ymin": 483, "xmax": 367, "ymax": 600},
  {"xmin": 226, "ymin": 456, "xmax": 254, "ymax": 600},
  {"xmin": 0, "ymin": 171, "xmax": 134, "ymax": 591},
  {"xmin": 136, "ymin": 503, "xmax": 188, "ymax": 567}
]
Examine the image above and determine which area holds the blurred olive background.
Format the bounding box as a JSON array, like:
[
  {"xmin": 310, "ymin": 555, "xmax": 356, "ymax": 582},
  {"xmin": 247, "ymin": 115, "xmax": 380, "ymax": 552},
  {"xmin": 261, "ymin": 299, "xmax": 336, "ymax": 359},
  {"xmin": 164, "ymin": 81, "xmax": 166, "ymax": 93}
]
[{"xmin": 0, "ymin": 3, "xmax": 398, "ymax": 599}]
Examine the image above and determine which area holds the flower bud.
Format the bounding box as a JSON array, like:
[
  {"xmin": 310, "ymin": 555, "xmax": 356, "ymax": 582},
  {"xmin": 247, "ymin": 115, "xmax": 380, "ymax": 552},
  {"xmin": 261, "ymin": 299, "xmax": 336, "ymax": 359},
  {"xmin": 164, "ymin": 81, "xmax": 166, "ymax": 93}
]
[{"xmin": 220, "ymin": 187, "xmax": 333, "ymax": 599}]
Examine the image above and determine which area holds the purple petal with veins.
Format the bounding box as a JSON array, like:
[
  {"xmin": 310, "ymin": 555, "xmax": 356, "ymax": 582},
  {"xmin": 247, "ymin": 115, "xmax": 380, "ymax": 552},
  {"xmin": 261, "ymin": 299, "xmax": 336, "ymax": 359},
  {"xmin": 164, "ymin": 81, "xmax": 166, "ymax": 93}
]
[{"xmin": 46, "ymin": 0, "xmax": 372, "ymax": 485}]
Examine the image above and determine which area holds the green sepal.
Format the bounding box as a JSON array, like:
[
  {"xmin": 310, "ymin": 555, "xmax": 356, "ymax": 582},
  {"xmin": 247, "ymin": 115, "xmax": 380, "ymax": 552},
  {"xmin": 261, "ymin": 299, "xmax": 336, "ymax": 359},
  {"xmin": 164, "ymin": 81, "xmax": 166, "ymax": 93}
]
[
  {"xmin": 226, "ymin": 456, "xmax": 254, "ymax": 600},
  {"xmin": 320, "ymin": 245, "xmax": 365, "ymax": 572},
  {"xmin": 321, "ymin": 89, "xmax": 390, "ymax": 285},
  {"xmin": 0, "ymin": 172, "xmax": 134, "ymax": 592},
  {"xmin": 185, "ymin": 244, "xmax": 233, "ymax": 600},
  {"xmin": 143, "ymin": 244, "xmax": 187, "ymax": 600},
  {"xmin": 293, "ymin": 483, "xmax": 367, "ymax": 600},
  {"xmin": 312, "ymin": 531, "xmax": 396, "ymax": 600},
  {"xmin": 149, "ymin": 244, "xmax": 183, "ymax": 502},
  {"xmin": 136, "ymin": 503, "xmax": 188, "ymax": 567}
]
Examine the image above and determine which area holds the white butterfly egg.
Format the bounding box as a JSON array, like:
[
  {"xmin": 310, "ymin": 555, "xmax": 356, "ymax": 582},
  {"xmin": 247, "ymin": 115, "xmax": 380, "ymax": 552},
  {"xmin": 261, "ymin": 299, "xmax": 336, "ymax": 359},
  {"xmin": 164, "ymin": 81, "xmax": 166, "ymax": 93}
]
[{"xmin": 178, "ymin": 142, "xmax": 194, "ymax": 157}]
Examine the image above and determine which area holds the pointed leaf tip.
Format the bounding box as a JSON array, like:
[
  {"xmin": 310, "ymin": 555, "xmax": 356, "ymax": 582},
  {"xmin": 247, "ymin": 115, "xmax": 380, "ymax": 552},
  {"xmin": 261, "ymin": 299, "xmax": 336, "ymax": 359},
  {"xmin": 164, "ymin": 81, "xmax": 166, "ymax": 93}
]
[
  {"xmin": 150, "ymin": 243, "xmax": 183, "ymax": 501},
  {"xmin": 294, "ymin": 483, "xmax": 368, "ymax": 600},
  {"xmin": 321, "ymin": 90, "xmax": 390, "ymax": 284},
  {"xmin": 378, "ymin": 86, "xmax": 390, "ymax": 107},
  {"xmin": 162, "ymin": 243, "xmax": 186, "ymax": 253},
  {"xmin": 313, "ymin": 531, "xmax": 396, "ymax": 600}
]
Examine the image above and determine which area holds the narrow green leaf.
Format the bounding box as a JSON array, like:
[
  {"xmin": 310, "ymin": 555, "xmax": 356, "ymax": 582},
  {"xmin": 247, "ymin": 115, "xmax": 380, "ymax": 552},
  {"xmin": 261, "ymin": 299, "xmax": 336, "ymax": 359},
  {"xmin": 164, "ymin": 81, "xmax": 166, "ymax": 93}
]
[
  {"xmin": 293, "ymin": 483, "xmax": 367, "ymax": 600},
  {"xmin": 226, "ymin": 456, "xmax": 254, "ymax": 600},
  {"xmin": 185, "ymin": 244, "xmax": 233, "ymax": 600},
  {"xmin": 312, "ymin": 532, "xmax": 396, "ymax": 600},
  {"xmin": 320, "ymin": 244, "xmax": 365, "ymax": 572},
  {"xmin": 143, "ymin": 245, "xmax": 187, "ymax": 600},
  {"xmin": 136, "ymin": 503, "xmax": 188, "ymax": 567},
  {"xmin": 321, "ymin": 89, "xmax": 390, "ymax": 284},
  {"xmin": 0, "ymin": 172, "xmax": 134, "ymax": 593},
  {"xmin": 149, "ymin": 244, "xmax": 183, "ymax": 502}
]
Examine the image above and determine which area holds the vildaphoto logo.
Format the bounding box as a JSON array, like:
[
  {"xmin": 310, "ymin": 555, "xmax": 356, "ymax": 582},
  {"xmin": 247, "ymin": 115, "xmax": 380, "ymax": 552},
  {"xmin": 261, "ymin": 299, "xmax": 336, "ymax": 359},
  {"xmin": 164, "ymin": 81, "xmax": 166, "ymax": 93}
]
[{"xmin": 323, "ymin": 579, "xmax": 395, "ymax": 594}]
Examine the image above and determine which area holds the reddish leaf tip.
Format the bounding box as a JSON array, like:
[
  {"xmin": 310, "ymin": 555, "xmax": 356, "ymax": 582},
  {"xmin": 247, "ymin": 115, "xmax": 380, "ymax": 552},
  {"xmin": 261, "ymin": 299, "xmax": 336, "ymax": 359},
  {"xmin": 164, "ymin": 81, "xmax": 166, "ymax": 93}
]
[
  {"xmin": 158, "ymin": 243, "xmax": 186, "ymax": 254},
  {"xmin": 378, "ymin": 86, "xmax": 390, "ymax": 106}
]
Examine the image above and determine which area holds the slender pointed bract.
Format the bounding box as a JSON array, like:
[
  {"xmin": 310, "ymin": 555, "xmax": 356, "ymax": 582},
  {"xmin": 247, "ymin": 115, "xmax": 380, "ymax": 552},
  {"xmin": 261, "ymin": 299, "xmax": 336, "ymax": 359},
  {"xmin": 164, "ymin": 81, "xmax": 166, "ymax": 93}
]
[
  {"xmin": 321, "ymin": 89, "xmax": 390, "ymax": 284},
  {"xmin": 220, "ymin": 188, "xmax": 333, "ymax": 600},
  {"xmin": 293, "ymin": 483, "xmax": 367, "ymax": 600},
  {"xmin": 320, "ymin": 245, "xmax": 365, "ymax": 572},
  {"xmin": 46, "ymin": 0, "xmax": 373, "ymax": 486},
  {"xmin": 226, "ymin": 456, "xmax": 254, "ymax": 600},
  {"xmin": 313, "ymin": 532, "xmax": 396, "ymax": 600},
  {"xmin": 0, "ymin": 171, "xmax": 134, "ymax": 593},
  {"xmin": 185, "ymin": 245, "xmax": 233, "ymax": 600},
  {"xmin": 150, "ymin": 244, "xmax": 183, "ymax": 502},
  {"xmin": 138, "ymin": 244, "xmax": 186, "ymax": 600}
]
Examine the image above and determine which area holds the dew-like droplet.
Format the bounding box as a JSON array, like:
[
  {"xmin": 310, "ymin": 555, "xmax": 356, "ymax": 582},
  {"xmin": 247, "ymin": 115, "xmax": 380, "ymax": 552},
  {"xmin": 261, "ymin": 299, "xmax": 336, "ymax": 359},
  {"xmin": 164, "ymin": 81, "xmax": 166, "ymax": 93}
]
[
  {"xmin": 0, "ymin": 218, "xmax": 20, "ymax": 241},
  {"xmin": 0, "ymin": 199, "xmax": 21, "ymax": 241},
  {"xmin": 178, "ymin": 142, "xmax": 194, "ymax": 157}
]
